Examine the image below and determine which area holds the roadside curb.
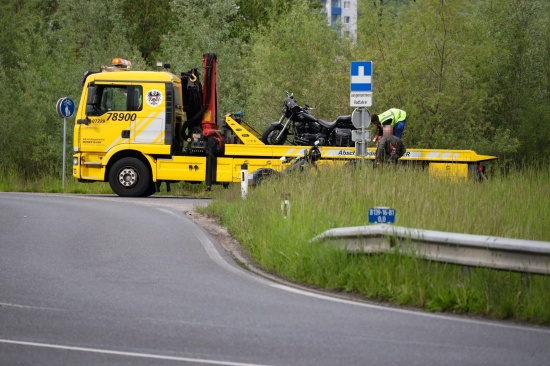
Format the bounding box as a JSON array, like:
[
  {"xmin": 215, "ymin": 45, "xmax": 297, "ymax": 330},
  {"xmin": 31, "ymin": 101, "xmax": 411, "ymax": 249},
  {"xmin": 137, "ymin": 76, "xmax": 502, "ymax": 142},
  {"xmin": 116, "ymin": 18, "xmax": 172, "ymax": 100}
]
[
  {"xmin": 185, "ymin": 209, "xmax": 550, "ymax": 329},
  {"xmin": 185, "ymin": 210, "xmax": 368, "ymax": 298}
]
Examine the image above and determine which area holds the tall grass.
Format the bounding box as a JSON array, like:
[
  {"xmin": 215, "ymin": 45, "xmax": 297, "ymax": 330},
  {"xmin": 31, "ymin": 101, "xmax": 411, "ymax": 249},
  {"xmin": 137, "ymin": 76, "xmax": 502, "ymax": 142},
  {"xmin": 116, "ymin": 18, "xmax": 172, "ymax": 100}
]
[{"xmin": 205, "ymin": 163, "xmax": 550, "ymax": 323}]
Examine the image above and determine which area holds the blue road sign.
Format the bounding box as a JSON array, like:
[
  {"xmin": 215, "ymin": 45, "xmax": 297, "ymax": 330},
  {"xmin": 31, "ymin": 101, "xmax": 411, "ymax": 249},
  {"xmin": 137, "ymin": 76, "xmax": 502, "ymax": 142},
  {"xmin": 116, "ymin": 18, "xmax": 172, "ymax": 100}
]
[
  {"xmin": 58, "ymin": 97, "xmax": 75, "ymax": 118},
  {"xmin": 350, "ymin": 61, "xmax": 372, "ymax": 92},
  {"xmin": 368, "ymin": 207, "xmax": 396, "ymax": 224}
]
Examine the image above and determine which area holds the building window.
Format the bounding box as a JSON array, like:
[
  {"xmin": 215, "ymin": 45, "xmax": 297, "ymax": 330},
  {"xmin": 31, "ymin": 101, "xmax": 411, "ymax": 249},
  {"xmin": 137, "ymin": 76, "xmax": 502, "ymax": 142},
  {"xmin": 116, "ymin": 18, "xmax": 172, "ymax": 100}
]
[
  {"xmin": 344, "ymin": 16, "xmax": 350, "ymax": 24},
  {"xmin": 331, "ymin": 14, "xmax": 341, "ymax": 24},
  {"xmin": 332, "ymin": 0, "xmax": 341, "ymax": 8},
  {"xmin": 344, "ymin": 1, "xmax": 350, "ymax": 8}
]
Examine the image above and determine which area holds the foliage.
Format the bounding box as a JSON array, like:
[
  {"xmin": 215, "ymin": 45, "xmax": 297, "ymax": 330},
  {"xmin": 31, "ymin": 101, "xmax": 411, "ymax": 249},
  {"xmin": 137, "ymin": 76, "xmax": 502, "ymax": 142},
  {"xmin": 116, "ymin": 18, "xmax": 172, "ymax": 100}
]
[
  {"xmin": 233, "ymin": 0, "xmax": 323, "ymax": 41},
  {"xmin": 0, "ymin": 0, "xmax": 61, "ymax": 178},
  {"xmin": 160, "ymin": 0, "xmax": 247, "ymax": 115},
  {"xmin": 356, "ymin": 0, "xmax": 519, "ymax": 156},
  {"xmin": 244, "ymin": 0, "xmax": 353, "ymax": 131},
  {"xmin": 0, "ymin": 0, "xmax": 144, "ymax": 179},
  {"xmin": 120, "ymin": 0, "xmax": 173, "ymax": 65},
  {"xmin": 0, "ymin": 0, "xmax": 549, "ymax": 177},
  {"xmin": 356, "ymin": 0, "xmax": 548, "ymax": 160},
  {"xmin": 480, "ymin": 0, "xmax": 550, "ymax": 163}
]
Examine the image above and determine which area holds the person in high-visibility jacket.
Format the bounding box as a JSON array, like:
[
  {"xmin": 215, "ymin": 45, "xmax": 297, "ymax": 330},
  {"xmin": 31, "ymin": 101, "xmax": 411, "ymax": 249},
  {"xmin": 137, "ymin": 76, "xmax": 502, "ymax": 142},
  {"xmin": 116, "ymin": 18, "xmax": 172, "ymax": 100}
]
[{"xmin": 371, "ymin": 108, "xmax": 407, "ymax": 142}]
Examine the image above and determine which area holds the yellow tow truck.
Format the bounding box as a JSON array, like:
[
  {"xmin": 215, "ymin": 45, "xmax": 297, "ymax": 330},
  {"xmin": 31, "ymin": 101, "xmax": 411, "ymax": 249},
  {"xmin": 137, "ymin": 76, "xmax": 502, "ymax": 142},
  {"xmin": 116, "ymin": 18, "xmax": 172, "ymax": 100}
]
[{"xmin": 73, "ymin": 55, "xmax": 496, "ymax": 197}]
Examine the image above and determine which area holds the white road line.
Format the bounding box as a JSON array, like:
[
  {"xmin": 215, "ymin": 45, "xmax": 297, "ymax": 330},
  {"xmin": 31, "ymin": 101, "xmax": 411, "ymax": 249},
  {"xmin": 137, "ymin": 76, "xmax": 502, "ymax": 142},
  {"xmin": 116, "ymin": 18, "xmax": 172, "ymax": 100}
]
[
  {"xmin": 193, "ymin": 225, "xmax": 248, "ymax": 277},
  {"xmin": 0, "ymin": 302, "xmax": 65, "ymax": 312},
  {"xmin": 156, "ymin": 207, "xmax": 179, "ymax": 216},
  {"xmin": 270, "ymin": 284, "xmax": 550, "ymax": 333},
  {"xmin": 155, "ymin": 208, "xmax": 273, "ymax": 286},
  {"xmin": 156, "ymin": 208, "xmax": 235, "ymax": 273},
  {"xmin": 0, "ymin": 339, "xmax": 270, "ymax": 366}
]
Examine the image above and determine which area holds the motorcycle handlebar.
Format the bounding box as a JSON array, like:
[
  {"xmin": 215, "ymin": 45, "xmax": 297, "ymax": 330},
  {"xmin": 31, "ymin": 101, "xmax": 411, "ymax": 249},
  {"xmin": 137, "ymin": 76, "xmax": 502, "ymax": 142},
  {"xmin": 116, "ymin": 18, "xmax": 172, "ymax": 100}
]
[{"xmin": 283, "ymin": 91, "xmax": 314, "ymax": 112}]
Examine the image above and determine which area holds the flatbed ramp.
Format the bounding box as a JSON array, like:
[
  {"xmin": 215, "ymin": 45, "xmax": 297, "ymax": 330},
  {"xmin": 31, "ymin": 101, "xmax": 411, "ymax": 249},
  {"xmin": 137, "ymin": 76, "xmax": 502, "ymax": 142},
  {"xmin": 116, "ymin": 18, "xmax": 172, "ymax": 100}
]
[
  {"xmin": 221, "ymin": 114, "xmax": 497, "ymax": 164},
  {"xmin": 154, "ymin": 115, "xmax": 496, "ymax": 186}
]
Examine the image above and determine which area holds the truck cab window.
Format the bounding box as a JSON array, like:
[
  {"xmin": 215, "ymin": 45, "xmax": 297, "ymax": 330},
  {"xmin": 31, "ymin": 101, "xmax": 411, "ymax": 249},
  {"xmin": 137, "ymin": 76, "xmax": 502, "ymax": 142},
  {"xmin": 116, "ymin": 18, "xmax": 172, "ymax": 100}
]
[
  {"xmin": 91, "ymin": 85, "xmax": 143, "ymax": 115},
  {"xmin": 130, "ymin": 87, "xmax": 143, "ymax": 111}
]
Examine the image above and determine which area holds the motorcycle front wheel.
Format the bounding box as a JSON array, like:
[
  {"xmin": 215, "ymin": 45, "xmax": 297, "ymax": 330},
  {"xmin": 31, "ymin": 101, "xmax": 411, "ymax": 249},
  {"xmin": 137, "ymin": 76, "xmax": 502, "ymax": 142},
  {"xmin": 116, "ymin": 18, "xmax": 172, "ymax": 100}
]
[{"xmin": 261, "ymin": 125, "xmax": 288, "ymax": 145}]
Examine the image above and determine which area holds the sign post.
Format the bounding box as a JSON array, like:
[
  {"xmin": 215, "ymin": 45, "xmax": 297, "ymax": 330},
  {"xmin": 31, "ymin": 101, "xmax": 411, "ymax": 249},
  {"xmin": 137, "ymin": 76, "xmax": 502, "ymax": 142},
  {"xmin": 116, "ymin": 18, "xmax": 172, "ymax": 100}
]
[
  {"xmin": 56, "ymin": 97, "xmax": 75, "ymax": 190},
  {"xmin": 350, "ymin": 61, "xmax": 373, "ymax": 161},
  {"xmin": 351, "ymin": 108, "xmax": 371, "ymax": 158}
]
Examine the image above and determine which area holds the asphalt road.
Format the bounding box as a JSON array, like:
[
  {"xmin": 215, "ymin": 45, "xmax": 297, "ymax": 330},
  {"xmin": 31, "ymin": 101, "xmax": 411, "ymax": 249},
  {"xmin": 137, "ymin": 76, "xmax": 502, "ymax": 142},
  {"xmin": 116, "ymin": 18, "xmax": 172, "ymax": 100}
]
[{"xmin": 1, "ymin": 192, "xmax": 549, "ymax": 366}]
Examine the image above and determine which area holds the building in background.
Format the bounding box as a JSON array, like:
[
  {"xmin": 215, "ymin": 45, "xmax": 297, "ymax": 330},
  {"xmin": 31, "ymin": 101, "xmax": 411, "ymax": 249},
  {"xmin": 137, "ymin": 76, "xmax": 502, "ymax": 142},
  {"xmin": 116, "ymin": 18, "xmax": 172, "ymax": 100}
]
[{"xmin": 321, "ymin": 0, "xmax": 357, "ymax": 40}]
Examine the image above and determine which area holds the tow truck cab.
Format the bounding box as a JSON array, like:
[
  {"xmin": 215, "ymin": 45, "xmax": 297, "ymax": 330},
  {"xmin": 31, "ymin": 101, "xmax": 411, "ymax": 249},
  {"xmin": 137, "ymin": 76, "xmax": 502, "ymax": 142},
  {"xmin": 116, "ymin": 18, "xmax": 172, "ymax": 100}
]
[
  {"xmin": 74, "ymin": 58, "xmax": 184, "ymax": 170},
  {"xmin": 73, "ymin": 58, "xmax": 194, "ymax": 195},
  {"xmin": 73, "ymin": 55, "xmax": 252, "ymax": 197}
]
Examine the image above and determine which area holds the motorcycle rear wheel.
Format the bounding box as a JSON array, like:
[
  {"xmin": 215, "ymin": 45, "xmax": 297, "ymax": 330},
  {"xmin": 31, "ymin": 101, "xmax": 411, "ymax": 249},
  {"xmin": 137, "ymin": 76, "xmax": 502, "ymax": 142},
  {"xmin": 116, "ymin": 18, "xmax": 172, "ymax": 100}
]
[{"xmin": 261, "ymin": 125, "xmax": 288, "ymax": 145}]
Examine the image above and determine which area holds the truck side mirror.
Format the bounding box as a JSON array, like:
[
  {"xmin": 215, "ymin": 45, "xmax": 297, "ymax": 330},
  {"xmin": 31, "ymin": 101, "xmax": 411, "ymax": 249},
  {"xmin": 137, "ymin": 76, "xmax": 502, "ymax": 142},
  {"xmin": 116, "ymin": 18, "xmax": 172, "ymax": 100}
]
[{"xmin": 85, "ymin": 85, "xmax": 97, "ymax": 116}]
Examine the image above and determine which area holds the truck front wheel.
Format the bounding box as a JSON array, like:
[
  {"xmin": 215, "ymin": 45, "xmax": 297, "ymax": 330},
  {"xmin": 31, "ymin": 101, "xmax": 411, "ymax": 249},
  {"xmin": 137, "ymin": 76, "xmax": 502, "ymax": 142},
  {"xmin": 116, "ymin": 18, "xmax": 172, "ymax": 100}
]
[{"xmin": 109, "ymin": 157, "xmax": 152, "ymax": 197}]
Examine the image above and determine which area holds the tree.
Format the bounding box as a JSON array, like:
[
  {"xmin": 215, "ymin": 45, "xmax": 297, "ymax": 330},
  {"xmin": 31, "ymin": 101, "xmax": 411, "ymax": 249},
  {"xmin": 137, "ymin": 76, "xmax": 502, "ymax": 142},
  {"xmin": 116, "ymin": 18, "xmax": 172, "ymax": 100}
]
[
  {"xmin": 356, "ymin": 0, "xmax": 519, "ymax": 156},
  {"xmin": 244, "ymin": 0, "xmax": 353, "ymax": 131},
  {"xmin": 120, "ymin": 0, "xmax": 173, "ymax": 65},
  {"xmin": 480, "ymin": 0, "xmax": 550, "ymax": 162},
  {"xmin": 160, "ymin": 0, "xmax": 247, "ymax": 116},
  {"xmin": 0, "ymin": 0, "xmax": 145, "ymax": 178},
  {"xmin": 0, "ymin": 0, "xmax": 62, "ymax": 177}
]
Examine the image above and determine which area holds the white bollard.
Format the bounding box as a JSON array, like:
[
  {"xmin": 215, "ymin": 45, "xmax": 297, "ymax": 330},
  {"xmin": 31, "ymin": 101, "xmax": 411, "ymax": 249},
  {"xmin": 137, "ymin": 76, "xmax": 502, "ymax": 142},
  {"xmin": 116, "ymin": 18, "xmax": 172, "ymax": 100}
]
[
  {"xmin": 281, "ymin": 193, "xmax": 291, "ymax": 219},
  {"xmin": 241, "ymin": 163, "xmax": 248, "ymax": 199}
]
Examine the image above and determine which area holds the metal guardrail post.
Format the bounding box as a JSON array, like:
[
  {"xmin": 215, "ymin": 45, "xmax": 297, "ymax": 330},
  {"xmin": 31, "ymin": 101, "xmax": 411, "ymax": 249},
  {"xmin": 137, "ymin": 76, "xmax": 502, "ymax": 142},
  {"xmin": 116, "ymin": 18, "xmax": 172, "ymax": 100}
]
[{"xmin": 310, "ymin": 225, "xmax": 550, "ymax": 275}]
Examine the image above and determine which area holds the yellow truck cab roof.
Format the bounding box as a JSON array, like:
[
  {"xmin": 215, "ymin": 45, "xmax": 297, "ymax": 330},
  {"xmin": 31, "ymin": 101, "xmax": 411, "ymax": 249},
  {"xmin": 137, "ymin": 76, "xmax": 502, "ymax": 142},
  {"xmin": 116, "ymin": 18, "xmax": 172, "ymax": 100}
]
[{"xmin": 87, "ymin": 70, "xmax": 181, "ymax": 84}]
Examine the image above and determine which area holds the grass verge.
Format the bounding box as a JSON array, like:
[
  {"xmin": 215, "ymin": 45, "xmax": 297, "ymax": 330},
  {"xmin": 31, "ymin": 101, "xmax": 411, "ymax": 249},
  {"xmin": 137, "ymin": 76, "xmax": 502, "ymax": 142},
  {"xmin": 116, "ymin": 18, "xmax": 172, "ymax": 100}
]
[
  {"xmin": 204, "ymin": 163, "xmax": 550, "ymax": 324},
  {"xmin": 0, "ymin": 168, "xmax": 213, "ymax": 197}
]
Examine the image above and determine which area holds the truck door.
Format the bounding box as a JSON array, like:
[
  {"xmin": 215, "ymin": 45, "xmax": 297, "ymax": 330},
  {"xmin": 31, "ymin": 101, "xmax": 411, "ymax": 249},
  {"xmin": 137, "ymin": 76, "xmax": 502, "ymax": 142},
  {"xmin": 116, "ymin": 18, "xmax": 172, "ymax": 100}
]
[
  {"xmin": 80, "ymin": 83, "xmax": 142, "ymax": 153},
  {"xmin": 130, "ymin": 82, "xmax": 167, "ymax": 145}
]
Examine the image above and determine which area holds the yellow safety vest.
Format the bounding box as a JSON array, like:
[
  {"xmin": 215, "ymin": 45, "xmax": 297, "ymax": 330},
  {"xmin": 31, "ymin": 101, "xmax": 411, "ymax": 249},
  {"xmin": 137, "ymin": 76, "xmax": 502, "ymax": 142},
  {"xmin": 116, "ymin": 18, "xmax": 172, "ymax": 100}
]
[{"xmin": 378, "ymin": 108, "xmax": 406, "ymax": 127}]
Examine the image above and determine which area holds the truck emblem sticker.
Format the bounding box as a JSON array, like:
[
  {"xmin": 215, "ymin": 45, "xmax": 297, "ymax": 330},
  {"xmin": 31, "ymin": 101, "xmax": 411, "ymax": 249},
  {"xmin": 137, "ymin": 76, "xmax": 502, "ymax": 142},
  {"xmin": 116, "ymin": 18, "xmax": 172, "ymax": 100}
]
[{"xmin": 146, "ymin": 90, "xmax": 163, "ymax": 107}]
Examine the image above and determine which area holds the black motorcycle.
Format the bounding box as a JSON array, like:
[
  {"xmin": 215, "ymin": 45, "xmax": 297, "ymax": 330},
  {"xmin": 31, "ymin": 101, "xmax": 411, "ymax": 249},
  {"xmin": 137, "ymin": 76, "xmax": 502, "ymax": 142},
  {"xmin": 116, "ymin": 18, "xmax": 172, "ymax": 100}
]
[{"xmin": 261, "ymin": 91, "xmax": 355, "ymax": 146}]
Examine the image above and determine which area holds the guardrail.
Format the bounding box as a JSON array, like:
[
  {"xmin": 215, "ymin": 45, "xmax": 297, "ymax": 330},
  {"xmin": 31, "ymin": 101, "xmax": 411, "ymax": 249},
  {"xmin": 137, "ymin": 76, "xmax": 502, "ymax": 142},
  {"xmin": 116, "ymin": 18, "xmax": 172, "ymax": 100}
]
[{"xmin": 310, "ymin": 225, "xmax": 550, "ymax": 275}]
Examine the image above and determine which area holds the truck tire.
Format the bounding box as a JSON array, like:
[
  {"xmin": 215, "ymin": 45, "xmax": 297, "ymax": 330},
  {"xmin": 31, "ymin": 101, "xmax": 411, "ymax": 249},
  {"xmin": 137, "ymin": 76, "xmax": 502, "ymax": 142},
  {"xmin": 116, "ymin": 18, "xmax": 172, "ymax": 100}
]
[
  {"xmin": 261, "ymin": 125, "xmax": 288, "ymax": 145},
  {"xmin": 109, "ymin": 157, "xmax": 152, "ymax": 197},
  {"xmin": 141, "ymin": 181, "xmax": 157, "ymax": 197}
]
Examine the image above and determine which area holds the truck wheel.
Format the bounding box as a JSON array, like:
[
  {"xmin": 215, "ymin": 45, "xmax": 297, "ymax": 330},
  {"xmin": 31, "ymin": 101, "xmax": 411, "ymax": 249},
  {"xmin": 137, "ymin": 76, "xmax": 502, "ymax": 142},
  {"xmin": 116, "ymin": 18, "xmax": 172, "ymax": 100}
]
[
  {"xmin": 109, "ymin": 157, "xmax": 152, "ymax": 197},
  {"xmin": 262, "ymin": 125, "xmax": 288, "ymax": 145},
  {"xmin": 141, "ymin": 181, "xmax": 157, "ymax": 197}
]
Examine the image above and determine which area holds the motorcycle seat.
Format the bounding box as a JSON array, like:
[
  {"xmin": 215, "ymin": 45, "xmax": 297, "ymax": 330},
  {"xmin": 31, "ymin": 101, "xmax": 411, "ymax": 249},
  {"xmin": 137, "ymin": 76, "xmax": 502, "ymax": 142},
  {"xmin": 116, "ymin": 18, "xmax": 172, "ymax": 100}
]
[{"xmin": 317, "ymin": 115, "xmax": 352, "ymax": 129}]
